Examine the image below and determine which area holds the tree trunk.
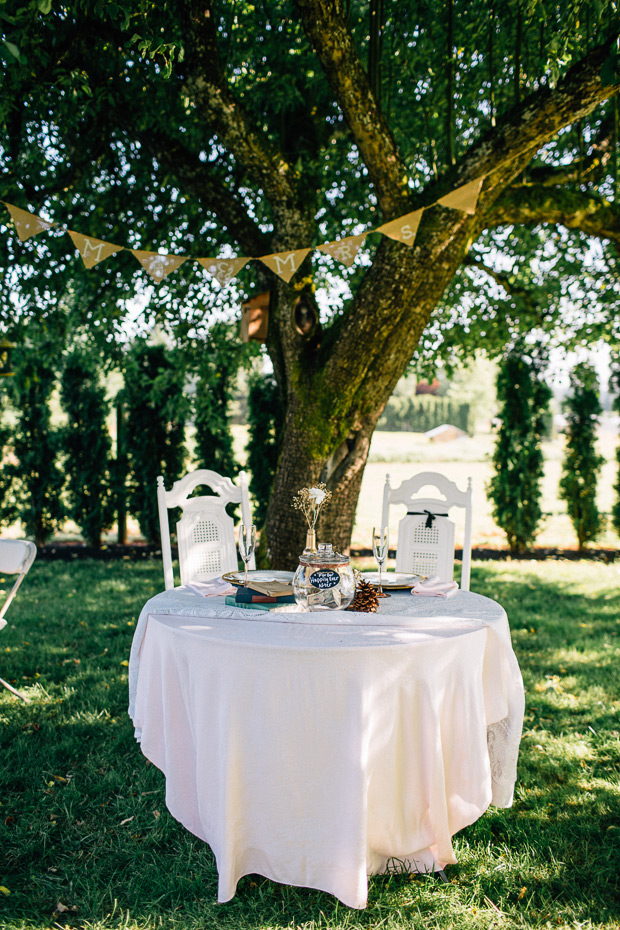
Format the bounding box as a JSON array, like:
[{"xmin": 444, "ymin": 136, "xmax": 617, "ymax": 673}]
[
  {"xmin": 263, "ymin": 225, "xmax": 471, "ymax": 569},
  {"xmin": 264, "ymin": 397, "xmax": 381, "ymax": 568}
]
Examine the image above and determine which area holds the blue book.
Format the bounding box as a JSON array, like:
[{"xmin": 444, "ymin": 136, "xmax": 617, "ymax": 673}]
[
  {"xmin": 233, "ymin": 586, "xmax": 295, "ymax": 604},
  {"xmin": 225, "ymin": 595, "xmax": 289, "ymax": 612}
]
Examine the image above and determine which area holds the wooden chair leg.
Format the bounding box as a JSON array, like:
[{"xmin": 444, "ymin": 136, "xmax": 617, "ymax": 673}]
[{"xmin": 0, "ymin": 676, "xmax": 30, "ymax": 702}]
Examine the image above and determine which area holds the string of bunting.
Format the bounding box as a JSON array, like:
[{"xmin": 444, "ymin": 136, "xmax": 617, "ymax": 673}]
[{"xmin": 1, "ymin": 176, "xmax": 484, "ymax": 287}]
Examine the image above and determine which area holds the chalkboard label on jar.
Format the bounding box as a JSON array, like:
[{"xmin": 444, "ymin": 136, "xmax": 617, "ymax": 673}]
[{"xmin": 309, "ymin": 569, "xmax": 340, "ymax": 590}]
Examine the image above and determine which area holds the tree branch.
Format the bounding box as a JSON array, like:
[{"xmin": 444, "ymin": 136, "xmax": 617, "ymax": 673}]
[
  {"xmin": 183, "ymin": 0, "xmax": 301, "ymax": 218},
  {"xmin": 433, "ymin": 35, "xmax": 620, "ymax": 222},
  {"xmin": 294, "ymin": 0, "xmax": 412, "ymax": 217},
  {"xmin": 463, "ymin": 254, "xmax": 545, "ymax": 323},
  {"xmin": 485, "ymin": 183, "xmax": 620, "ymax": 244},
  {"xmin": 142, "ymin": 134, "xmax": 271, "ymax": 257},
  {"xmin": 523, "ymin": 118, "xmax": 614, "ymax": 187},
  {"xmin": 313, "ymin": 37, "xmax": 620, "ymax": 429}
]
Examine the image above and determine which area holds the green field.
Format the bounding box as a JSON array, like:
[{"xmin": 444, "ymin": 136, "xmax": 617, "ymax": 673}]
[
  {"xmin": 1, "ymin": 558, "xmax": 619, "ymax": 929},
  {"xmin": 10, "ymin": 420, "xmax": 620, "ymax": 555},
  {"xmin": 233, "ymin": 421, "xmax": 620, "ymax": 552},
  {"xmin": 354, "ymin": 423, "xmax": 620, "ymax": 551}
]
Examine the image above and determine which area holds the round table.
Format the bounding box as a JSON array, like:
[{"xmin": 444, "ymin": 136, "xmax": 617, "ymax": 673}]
[{"xmin": 129, "ymin": 588, "xmax": 524, "ymax": 909}]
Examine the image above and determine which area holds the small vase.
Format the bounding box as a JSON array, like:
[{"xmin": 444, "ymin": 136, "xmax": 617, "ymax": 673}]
[{"xmin": 305, "ymin": 528, "xmax": 317, "ymax": 551}]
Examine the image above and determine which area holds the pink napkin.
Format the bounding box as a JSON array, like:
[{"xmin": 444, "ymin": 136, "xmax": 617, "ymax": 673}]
[
  {"xmin": 411, "ymin": 575, "xmax": 459, "ymax": 598},
  {"xmin": 186, "ymin": 578, "xmax": 237, "ymax": 597}
]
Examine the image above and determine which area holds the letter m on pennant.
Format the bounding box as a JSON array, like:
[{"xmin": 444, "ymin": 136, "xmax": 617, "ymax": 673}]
[{"xmin": 259, "ymin": 248, "xmax": 312, "ymax": 283}]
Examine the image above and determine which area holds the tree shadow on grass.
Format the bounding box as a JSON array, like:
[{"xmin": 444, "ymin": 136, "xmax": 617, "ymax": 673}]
[
  {"xmin": 454, "ymin": 564, "xmax": 620, "ymax": 923},
  {"xmin": 1, "ymin": 560, "xmax": 619, "ymax": 929}
]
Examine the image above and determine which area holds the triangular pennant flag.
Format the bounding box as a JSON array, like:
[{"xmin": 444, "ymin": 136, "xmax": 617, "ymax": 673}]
[
  {"xmin": 67, "ymin": 230, "xmax": 123, "ymax": 268},
  {"xmin": 3, "ymin": 202, "xmax": 54, "ymax": 241},
  {"xmin": 437, "ymin": 176, "xmax": 484, "ymax": 215},
  {"xmin": 376, "ymin": 209, "xmax": 423, "ymax": 247},
  {"xmin": 197, "ymin": 256, "xmax": 249, "ymax": 288},
  {"xmin": 258, "ymin": 248, "xmax": 312, "ymax": 283},
  {"xmin": 131, "ymin": 249, "xmax": 187, "ymax": 283},
  {"xmin": 317, "ymin": 233, "xmax": 366, "ymax": 268}
]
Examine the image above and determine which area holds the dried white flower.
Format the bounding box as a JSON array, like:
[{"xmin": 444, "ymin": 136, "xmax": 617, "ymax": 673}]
[{"xmin": 292, "ymin": 483, "xmax": 332, "ymax": 528}]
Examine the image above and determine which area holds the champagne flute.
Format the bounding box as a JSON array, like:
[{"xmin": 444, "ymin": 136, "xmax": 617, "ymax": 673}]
[
  {"xmin": 372, "ymin": 526, "xmax": 390, "ymax": 598},
  {"xmin": 238, "ymin": 524, "xmax": 256, "ymax": 587}
]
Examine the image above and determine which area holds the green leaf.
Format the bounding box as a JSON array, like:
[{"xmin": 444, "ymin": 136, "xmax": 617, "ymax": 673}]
[
  {"xmin": 600, "ymin": 52, "xmax": 620, "ymax": 87},
  {"xmin": 37, "ymin": 0, "xmax": 52, "ymax": 14},
  {"xmin": 2, "ymin": 38, "xmax": 20, "ymax": 60}
]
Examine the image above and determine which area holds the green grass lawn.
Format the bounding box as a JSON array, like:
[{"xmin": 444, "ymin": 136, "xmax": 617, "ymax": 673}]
[{"xmin": 1, "ymin": 559, "xmax": 619, "ymax": 929}]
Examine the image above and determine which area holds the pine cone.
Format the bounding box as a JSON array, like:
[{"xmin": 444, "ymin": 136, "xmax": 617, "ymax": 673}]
[{"xmin": 346, "ymin": 577, "xmax": 379, "ymax": 613}]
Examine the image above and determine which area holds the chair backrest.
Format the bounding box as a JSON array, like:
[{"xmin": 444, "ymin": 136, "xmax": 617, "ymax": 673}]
[
  {"xmin": 381, "ymin": 471, "xmax": 473, "ymax": 590},
  {"xmin": 0, "ymin": 539, "xmax": 37, "ymax": 628},
  {"xmin": 157, "ymin": 469, "xmax": 255, "ymax": 590}
]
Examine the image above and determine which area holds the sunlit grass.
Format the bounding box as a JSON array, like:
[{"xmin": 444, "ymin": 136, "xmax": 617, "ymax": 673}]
[{"xmin": 0, "ymin": 558, "xmax": 619, "ymax": 929}]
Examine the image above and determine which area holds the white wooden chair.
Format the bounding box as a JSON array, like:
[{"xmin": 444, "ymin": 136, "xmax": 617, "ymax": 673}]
[
  {"xmin": 0, "ymin": 539, "xmax": 37, "ymax": 701},
  {"xmin": 157, "ymin": 469, "xmax": 255, "ymax": 590},
  {"xmin": 381, "ymin": 471, "xmax": 473, "ymax": 590}
]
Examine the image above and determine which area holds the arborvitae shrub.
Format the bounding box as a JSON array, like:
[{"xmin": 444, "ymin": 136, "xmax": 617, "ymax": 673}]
[
  {"xmin": 193, "ymin": 325, "xmax": 240, "ymax": 479},
  {"xmin": 60, "ymin": 349, "xmax": 114, "ymax": 548},
  {"xmin": 246, "ymin": 372, "xmax": 284, "ymax": 526},
  {"xmin": 488, "ymin": 345, "xmax": 551, "ymax": 552},
  {"xmin": 7, "ymin": 345, "xmax": 65, "ymax": 546},
  {"xmin": 609, "ymin": 362, "xmax": 620, "ymax": 538},
  {"xmin": 559, "ymin": 362, "xmax": 604, "ymax": 549},
  {"xmin": 0, "ymin": 393, "xmax": 16, "ymax": 529},
  {"xmin": 122, "ymin": 341, "xmax": 187, "ymax": 544}
]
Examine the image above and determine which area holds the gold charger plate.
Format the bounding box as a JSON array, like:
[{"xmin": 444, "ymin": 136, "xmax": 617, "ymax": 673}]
[
  {"xmin": 222, "ymin": 569, "xmax": 295, "ymax": 587},
  {"xmin": 361, "ymin": 572, "xmax": 421, "ymax": 590}
]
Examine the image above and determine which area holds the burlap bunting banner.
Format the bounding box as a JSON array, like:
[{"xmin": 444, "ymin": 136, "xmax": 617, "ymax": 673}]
[
  {"xmin": 131, "ymin": 249, "xmax": 188, "ymax": 283},
  {"xmin": 68, "ymin": 230, "xmax": 124, "ymax": 268},
  {"xmin": 197, "ymin": 256, "xmax": 249, "ymax": 287},
  {"xmin": 2, "ymin": 173, "xmax": 486, "ymax": 288},
  {"xmin": 377, "ymin": 208, "xmax": 424, "ymax": 247},
  {"xmin": 317, "ymin": 233, "xmax": 366, "ymax": 267},
  {"xmin": 437, "ymin": 177, "xmax": 484, "ymax": 215},
  {"xmin": 3, "ymin": 202, "xmax": 54, "ymax": 241},
  {"xmin": 258, "ymin": 248, "xmax": 312, "ymax": 283}
]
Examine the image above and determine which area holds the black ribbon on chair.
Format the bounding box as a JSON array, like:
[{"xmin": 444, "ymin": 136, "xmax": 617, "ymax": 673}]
[{"xmin": 407, "ymin": 510, "xmax": 448, "ymax": 528}]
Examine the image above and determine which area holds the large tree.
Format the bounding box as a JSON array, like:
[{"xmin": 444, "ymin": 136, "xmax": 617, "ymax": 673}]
[{"xmin": 2, "ymin": 1, "xmax": 620, "ymax": 566}]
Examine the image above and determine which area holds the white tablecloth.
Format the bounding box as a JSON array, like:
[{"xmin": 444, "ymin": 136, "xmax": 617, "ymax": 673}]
[{"xmin": 128, "ymin": 588, "xmax": 524, "ymax": 909}]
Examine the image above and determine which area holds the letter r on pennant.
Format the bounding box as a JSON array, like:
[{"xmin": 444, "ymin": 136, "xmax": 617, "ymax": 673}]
[{"xmin": 335, "ymin": 244, "xmax": 352, "ymax": 261}]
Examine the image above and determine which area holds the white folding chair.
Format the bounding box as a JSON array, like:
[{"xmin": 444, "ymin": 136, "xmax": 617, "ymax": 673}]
[
  {"xmin": 157, "ymin": 469, "xmax": 255, "ymax": 590},
  {"xmin": 0, "ymin": 539, "xmax": 37, "ymax": 701},
  {"xmin": 381, "ymin": 471, "xmax": 473, "ymax": 590}
]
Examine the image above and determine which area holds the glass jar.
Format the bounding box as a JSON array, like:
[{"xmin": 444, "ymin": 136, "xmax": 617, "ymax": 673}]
[{"xmin": 292, "ymin": 542, "xmax": 356, "ymax": 610}]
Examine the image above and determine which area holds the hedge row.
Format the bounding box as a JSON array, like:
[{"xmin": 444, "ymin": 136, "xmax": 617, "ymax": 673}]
[{"xmin": 377, "ymin": 394, "xmax": 473, "ymax": 435}]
